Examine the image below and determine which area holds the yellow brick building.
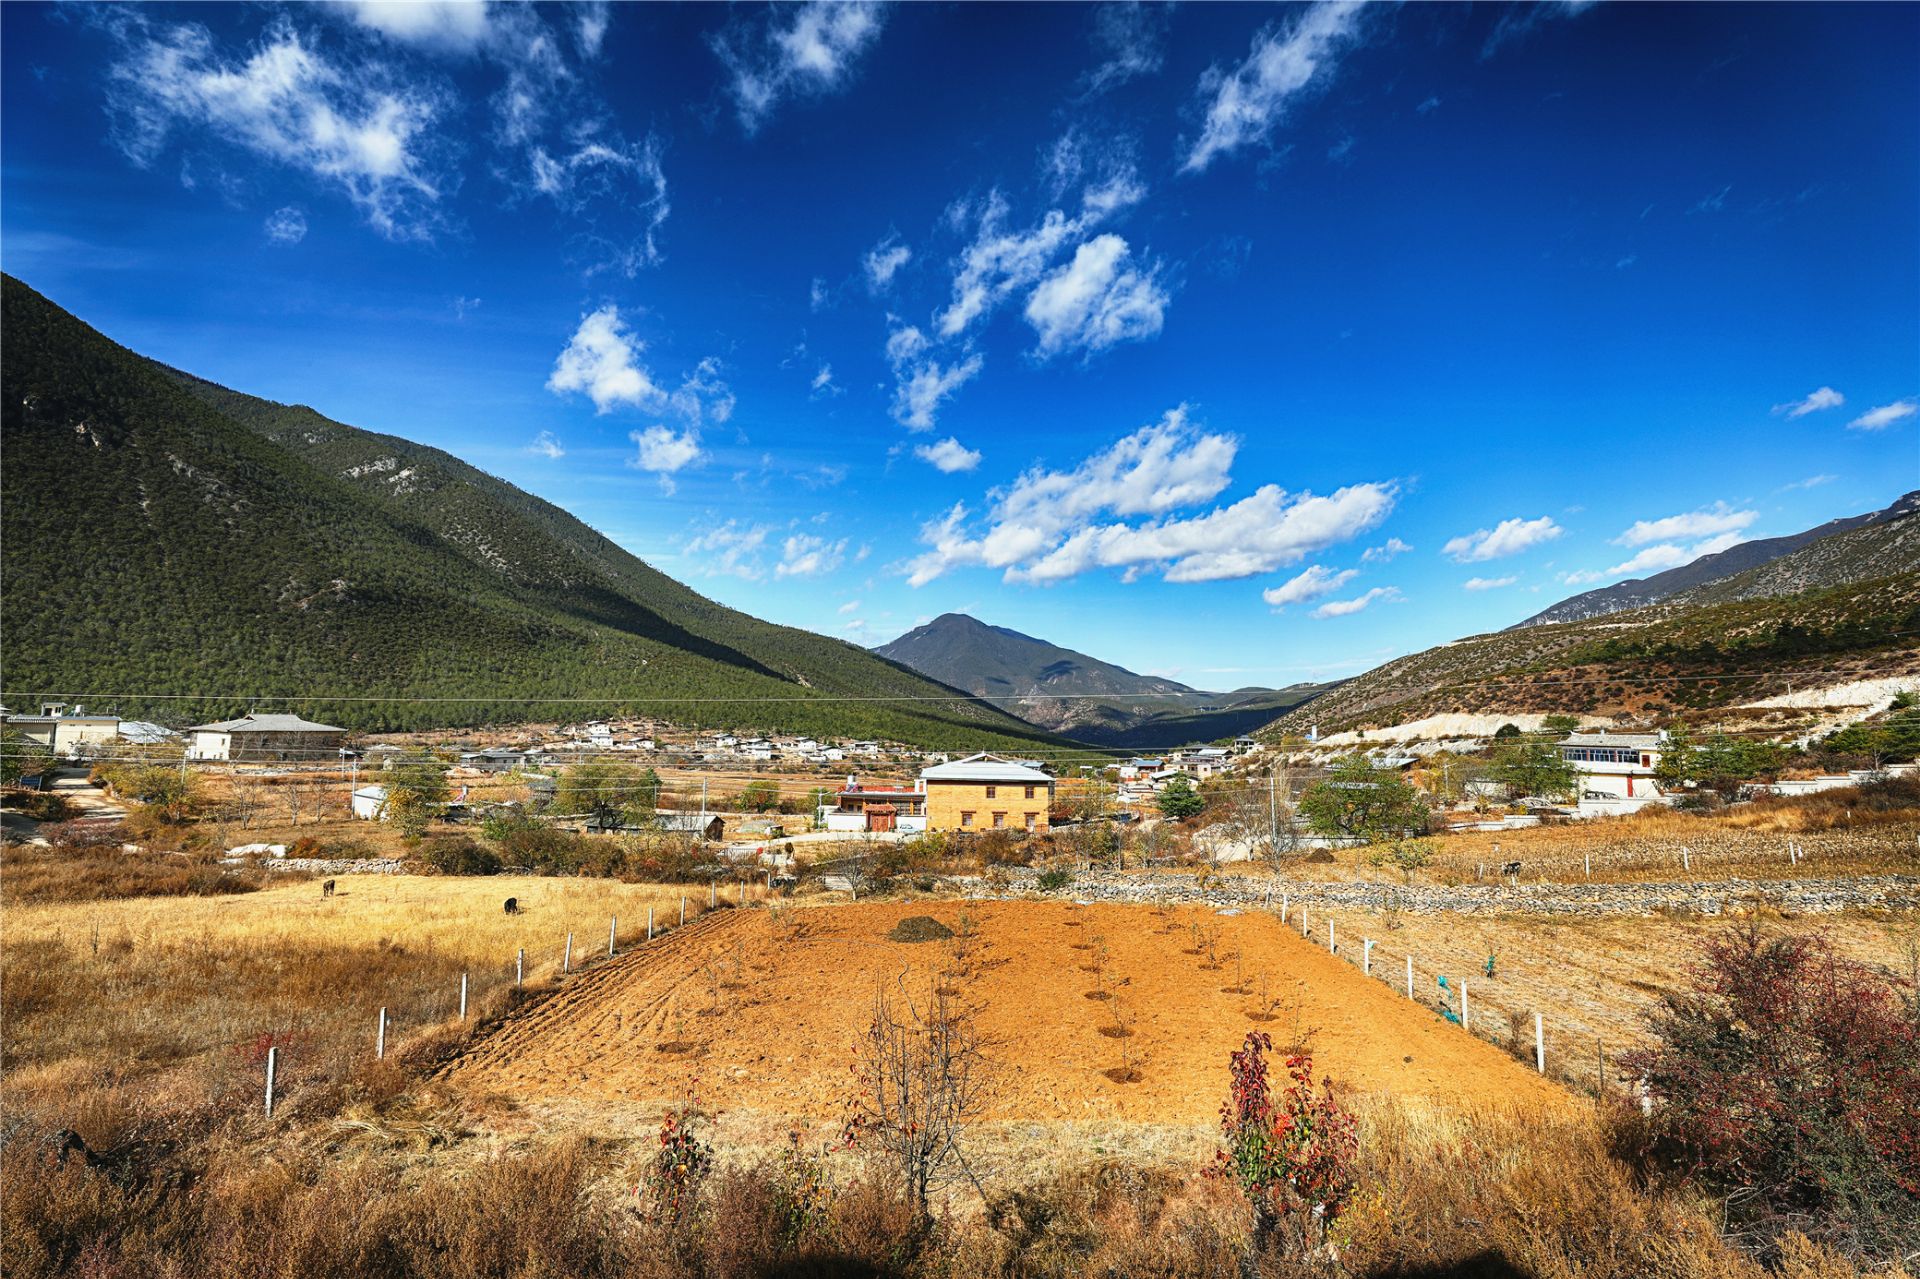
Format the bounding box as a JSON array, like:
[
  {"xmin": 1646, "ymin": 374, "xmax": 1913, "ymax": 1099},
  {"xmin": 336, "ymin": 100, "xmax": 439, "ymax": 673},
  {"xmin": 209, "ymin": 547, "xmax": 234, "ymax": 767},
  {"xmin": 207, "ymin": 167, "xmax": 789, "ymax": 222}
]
[{"xmin": 920, "ymin": 753, "xmax": 1054, "ymax": 833}]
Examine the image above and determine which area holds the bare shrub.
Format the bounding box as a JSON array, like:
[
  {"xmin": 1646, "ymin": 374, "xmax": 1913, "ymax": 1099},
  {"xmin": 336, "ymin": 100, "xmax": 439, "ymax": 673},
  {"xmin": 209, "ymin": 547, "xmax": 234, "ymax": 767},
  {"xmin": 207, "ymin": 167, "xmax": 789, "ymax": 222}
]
[{"xmin": 851, "ymin": 981, "xmax": 992, "ymax": 1222}]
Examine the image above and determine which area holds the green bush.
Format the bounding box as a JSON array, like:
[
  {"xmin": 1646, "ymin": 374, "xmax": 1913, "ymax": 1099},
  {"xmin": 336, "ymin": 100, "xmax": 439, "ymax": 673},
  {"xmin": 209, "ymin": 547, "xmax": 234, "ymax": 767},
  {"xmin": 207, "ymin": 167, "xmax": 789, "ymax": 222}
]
[{"xmin": 1035, "ymin": 868, "xmax": 1074, "ymax": 893}]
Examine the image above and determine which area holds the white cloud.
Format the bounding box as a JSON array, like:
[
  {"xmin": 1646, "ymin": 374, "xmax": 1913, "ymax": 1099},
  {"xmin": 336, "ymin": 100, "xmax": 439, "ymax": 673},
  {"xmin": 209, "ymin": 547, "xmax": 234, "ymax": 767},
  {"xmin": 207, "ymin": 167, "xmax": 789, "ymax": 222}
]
[
  {"xmin": 1362, "ymin": 536, "xmax": 1411, "ymax": 563},
  {"xmin": 1615, "ymin": 502, "xmax": 1755, "ymax": 547},
  {"xmin": 837, "ymin": 599, "xmax": 862, "ymax": 615},
  {"xmin": 629, "ymin": 425, "xmax": 702, "ymax": 483},
  {"xmin": 547, "ymin": 306, "xmax": 665, "ymax": 413},
  {"xmin": 1081, "ymin": 3, "xmax": 1169, "ymax": 96},
  {"xmin": 916, "ymin": 437, "xmax": 983, "ymax": 473},
  {"xmin": 1024, "ymin": 233, "xmax": 1169, "ymax": 357},
  {"xmin": 524, "ymin": 133, "xmax": 670, "ymax": 274},
  {"xmin": 886, "ymin": 324, "xmax": 982, "ymax": 432},
  {"xmin": 935, "ymin": 177, "xmax": 1147, "ymax": 339},
  {"xmin": 1463, "ymin": 575, "xmax": 1516, "ymax": 591},
  {"xmin": 334, "ymin": 1, "xmax": 492, "ymax": 52},
  {"xmin": 1773, "ymin": 385, "xmax": 1844, "ymax": 418},
  {"xmin": 712, "ymin": 0, "xmax": 885, "ymax": 133},
  {"xmin": 1262, "ymin": 564, "xmax": 1357, "ymax": 608},
  {"xmin": 1780, "ymin": 473, "xmax": 1837, "ymax": 491},
  {"xmin": 863, "ymin": 236, "xmax": 911, "ymax": 291},
  {"xmin": 810, "ymin": 364, "xmax": 838, "ymax": 394},
  {"xmin": 1849, "ymin": 399, "xmax": 1917, "ymax": 431},
  {"xmin": 1442, "ymin": 516, "xmax": 1563, "ymax": 562},
  {"xmin": 1312, "ymin": 586, "xmax": 1398, "ymax": 619},
  {"xmin": 573, "ymin": 1, "xmax": 610, "ymax": 57},
  {"xmin": 547, "ymin": 307, "xmax": 730, "ymax": 425},
  {"xmin": 1181, "ymin": 0, "xmax": 1367, "ymax": 173},
  {"xmin": 527, "ymin": 429, "xmax": 564, "ymax": 459},
  {"xmin": 684, "ymin": 521, "xmax": 769, "ymax": 579},
  {"xmin": 776, "ymin": 533, "xmax": 848, "ymax": 578},
  {"xmin": 904, "ymin": 406, "xmax": 1393, "ymax": 588},
  {"xmin": 1597, "ymin": 530, "xmax": 1746, "ymax": 580},
  {"xmin": 264, "ymin": 205, "xmax": 307, "ymax": 243},
  {"xmin": 106, "ymin": 15, "xmax": 446, "ymax": 239}
]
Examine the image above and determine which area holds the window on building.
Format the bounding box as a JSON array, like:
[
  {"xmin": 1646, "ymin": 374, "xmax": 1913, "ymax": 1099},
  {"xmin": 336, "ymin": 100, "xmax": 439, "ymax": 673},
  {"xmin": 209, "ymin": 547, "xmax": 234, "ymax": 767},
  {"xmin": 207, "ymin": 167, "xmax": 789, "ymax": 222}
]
[
  {"xmin": 1024, "ymin": 812, "xmax": 1037, "ymax": 831},
  {"xmin": 991, "ymin": 811, "xmax": 1006, "ymax": 829},
  {"xmin": 960, "ymin": 811, "xmax": 974, "ymax": 828},
  {"xmin": 985, "ymin": 785, "xmax": 997, "ymax": 799},
  {"xmin": 1023, "ymin": 784, "xmax": 1036, "ymax": 799}
]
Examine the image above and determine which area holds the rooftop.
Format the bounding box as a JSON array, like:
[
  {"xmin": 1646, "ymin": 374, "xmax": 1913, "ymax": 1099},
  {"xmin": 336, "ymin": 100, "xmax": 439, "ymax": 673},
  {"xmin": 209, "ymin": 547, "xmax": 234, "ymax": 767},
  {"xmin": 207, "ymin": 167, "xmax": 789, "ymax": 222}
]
[
  {"xmin": 1557, "ymin": 731, "xmax": 1665, "ymax": 749},
  {"xmin": 187, "ymin": 713, "xmax": 346, "ymax": 734},
  {"xmin": 919, "ymin": 752, "xmax": 1054, "ymax": 784}
]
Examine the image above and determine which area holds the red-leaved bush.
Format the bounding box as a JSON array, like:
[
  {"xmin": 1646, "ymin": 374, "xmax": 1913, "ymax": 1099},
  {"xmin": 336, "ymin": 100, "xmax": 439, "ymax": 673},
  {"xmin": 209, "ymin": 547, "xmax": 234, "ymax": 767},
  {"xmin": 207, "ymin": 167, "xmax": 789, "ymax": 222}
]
[
  {"xmin": 1211, "ymin": 1031, "xmax": 1358, "ymax": 1266},
  {"xmin": 1619, "ymin": 923, "xmax": 1920, "ymax": 1260}
]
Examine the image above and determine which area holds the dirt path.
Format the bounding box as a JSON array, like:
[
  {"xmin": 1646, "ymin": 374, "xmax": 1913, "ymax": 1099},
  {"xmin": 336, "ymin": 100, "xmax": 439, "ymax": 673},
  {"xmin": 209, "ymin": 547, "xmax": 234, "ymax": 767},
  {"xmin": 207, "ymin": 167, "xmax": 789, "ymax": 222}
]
[{"xmin": 446, "ymin": 901, "xmax": 1567, "ymax": 1129}]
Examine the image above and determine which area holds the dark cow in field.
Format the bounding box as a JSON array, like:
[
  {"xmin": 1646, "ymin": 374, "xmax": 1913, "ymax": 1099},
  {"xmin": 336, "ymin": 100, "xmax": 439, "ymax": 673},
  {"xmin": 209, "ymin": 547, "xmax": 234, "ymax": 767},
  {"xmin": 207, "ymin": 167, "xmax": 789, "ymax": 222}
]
[
  {"xmin": 1500, "ymin": 861, "xmax": 1522, "ymax": 877},
  {"xmin": 504, "ymin": 897, "xmax": 519, "ymax": 915},
  {"xmin": 322, "ymin": 879, "xmax": 336, "ymax": 898}
]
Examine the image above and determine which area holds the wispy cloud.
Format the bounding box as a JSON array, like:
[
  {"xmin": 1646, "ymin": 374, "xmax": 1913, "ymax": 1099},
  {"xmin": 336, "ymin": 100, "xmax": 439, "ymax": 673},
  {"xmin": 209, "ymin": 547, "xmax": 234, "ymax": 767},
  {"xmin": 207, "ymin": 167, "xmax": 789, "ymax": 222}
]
[
  {"xmin": 1773, "ymin": 385, "xmax": 1844, "ymax": 418},
  {"xmin": 1614, "ymin": 502, "xmax": 1755, "ymax": 547},
  {"xmin": 885, "ymin": 324, "xmax": 983, "ymax": 432},
  {"xmin": 1362, "ymin": 537, "xmax": 1411, "ymax": 563},
  {"xmin": 1312, "ymin": 585, "xmax": 1399, "ymax": 618},
  {"xmin": 1848, "ymin": 399, "xmax": 1917, "ymax": 431},
  {"xmin": 777, "ymin": 533, "xmax": 848, "ymax": 578},
  {"xmin": 1779, "ymin": 473, "xmax": 1837, "ymax": 492},
  {"xmin": 1181, "ymin": 0, "xmax": 1367, "ymax": 173},
  {"xmin": 1442, "ymin": 516, "xmax": 1562, "ymax": 562},
  {"xmin": 1462, "ymin": 575, "xmax": 1516, "ymax": 591},
  {"xmin": 684, "ymin": 521, "xmax": 770, "ymax": 579},
  {"xmin": 915, "ymin": 437, "xmax": 983, "ymax": 473},
  {"xmin": 105, "ymin": 13, "xmax": 447, "ymax": 239},
  {"xmin": 711, "ymin": 0, "xmax": 886, "ymax": 133},
  {"xmin": 1079, "ymin": 3, "xmax": 1169, "ymax": 97},
  {"xmin": 863, "ymin": 234, "xmax": 911, "ymax": 291},
  {"xmin": 905, "ymin": 406, "xmax": 1393, "ymax": 588},
  {"xmin": 1262, "ymin": 564, "xmax": 1357, "ymax": 608},
  {"xmin": 264, "ymin": 206, "xmax": 307, "ymax": 244},
  {"xmin": 527, "ymin": 429, "xmax": 564, "ymax": 459}
]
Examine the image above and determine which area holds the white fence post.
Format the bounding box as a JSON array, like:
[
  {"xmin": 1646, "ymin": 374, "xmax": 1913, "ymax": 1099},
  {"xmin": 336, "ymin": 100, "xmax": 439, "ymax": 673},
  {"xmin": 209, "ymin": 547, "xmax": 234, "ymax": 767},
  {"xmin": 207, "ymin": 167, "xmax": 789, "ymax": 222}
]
[
  {"xmin": 516, "ymin": 948, "xmax": 525, "ymax": 989},
  {"xmin": 1534, "ymin": 1012, "xmax": 1545, "ymax": 1073},
  {"xmin": 681, "ymin": 895, "xmax": 687, "ymax": 926},
  {"xmin": 609, "ymin": 915, "xmax": 617, "ymax": 957},
  {"xmin": 648, "ymin": 907, "xmax": 655, "ymax": 941},
  {"xmin": 376, "ymin": 1007, "xmax": 387, "ymax": 1060},
  {"xmin": 1327, "ymin": 919, "xmax": 1335, "ymax": 955},
  {"xmin": 1682, "ymin": 846, "xmax": 1691, "ymax": 873},
  {"xmin": 1363, "ymin": 938, "xmax": 1373, "ymax": 976},
  {"xmin": 1280, "ymin": 891, "xmax": 1288, "ymax": 922},
  {"xmin": 264, "ymin": 1046, "xmax": 278, "ymax": 1117},
  {"xmin": 459, "ymin": 972, "xmax": 469, "ymax": 1020},
  {"xmin": 710, "ymin": 879, "xmax": 717, "ymax": 908},
  {"xmin": 1461, "ymin": 979, "xmax": 1470, "ymax": 1034},
  {"xmin": 1584, "ymin": 853, "xmax": 1591, "ymax": 879},
  {"xmin": 564, "ymin": 932, "xmax": 573, "ymax": 972},
  {"xmin": 1406, "ymin": 954, "xmax": 1413, "ymax": 999}
]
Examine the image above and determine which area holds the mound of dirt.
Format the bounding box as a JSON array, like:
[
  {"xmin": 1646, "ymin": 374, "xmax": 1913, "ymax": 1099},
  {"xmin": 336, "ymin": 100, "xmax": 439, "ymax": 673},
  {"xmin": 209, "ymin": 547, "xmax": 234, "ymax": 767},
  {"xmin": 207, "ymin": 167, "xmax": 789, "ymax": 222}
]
[{"xmin": 887, "ymin": 915, "xmax": 955, "ymax": 943}]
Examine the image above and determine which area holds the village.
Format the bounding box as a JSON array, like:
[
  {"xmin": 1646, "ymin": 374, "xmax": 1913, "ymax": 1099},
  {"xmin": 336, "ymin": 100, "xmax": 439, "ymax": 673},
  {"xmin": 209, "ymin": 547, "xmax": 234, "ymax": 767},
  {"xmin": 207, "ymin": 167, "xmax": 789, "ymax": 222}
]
[{"xmin": 5, "ymin": 695, "xmax": 1912, "ymax": 870}]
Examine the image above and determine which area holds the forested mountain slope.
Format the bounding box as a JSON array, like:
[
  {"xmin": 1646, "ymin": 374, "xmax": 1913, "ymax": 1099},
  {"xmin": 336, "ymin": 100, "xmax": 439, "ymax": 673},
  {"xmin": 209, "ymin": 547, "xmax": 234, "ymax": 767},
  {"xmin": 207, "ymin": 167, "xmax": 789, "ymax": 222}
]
[
  {"xmin": 1514, "ymin": 490, "xmax": 1918, "ymax": 627},
  {"xmin": 1259, "ymin": 573, "xmax": 1920, "ymax": 738},
  {"xmin": 0, "ymin": 275, "xmax": 1062, "ymax": 747}
]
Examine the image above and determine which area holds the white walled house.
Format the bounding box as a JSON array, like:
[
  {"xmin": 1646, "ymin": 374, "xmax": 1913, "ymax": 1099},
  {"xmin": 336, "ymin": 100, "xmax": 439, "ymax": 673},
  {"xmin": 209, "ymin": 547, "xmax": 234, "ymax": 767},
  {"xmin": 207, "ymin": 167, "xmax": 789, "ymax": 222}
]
[
  {"xmin": 1556, "ymin": 730, "xmax": 1666, "ymax": 799},
  {"xmin": 186, "ymin": 713, "xmax": 346, "ymax": 762}
]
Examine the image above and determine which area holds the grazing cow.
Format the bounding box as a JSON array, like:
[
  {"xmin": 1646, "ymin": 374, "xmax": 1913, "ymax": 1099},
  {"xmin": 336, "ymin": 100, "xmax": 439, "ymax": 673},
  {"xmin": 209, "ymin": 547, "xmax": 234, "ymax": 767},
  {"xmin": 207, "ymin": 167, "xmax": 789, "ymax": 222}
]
[
  {"xmin": 322, "ymin": 879, "xmax": 336, "ymax": 898},
  {"xmin": 51, "ymin": 1129, "xmax": 100, "ymax": 1170},
  {"xmin": 1500, "ymin": 861, "xmax": 1522, "ymax": 877},
  {"xmin": 504, "ymin": 897, "xmax": 519, "ymax": 915}
]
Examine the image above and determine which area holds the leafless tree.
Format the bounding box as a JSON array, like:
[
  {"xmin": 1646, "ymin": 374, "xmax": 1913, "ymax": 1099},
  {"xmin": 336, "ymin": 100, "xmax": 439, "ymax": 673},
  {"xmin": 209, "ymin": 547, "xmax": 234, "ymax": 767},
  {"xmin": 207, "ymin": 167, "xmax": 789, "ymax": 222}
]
[{"xmin": 852, "ymin": 979, "xmax": 992, "ymax": 1221}]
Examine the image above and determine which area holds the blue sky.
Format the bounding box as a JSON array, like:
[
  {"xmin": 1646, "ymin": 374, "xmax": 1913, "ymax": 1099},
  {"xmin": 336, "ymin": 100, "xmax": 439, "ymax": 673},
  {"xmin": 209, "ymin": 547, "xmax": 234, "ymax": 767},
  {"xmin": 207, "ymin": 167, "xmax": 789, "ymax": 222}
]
[{"xmin": 5, "ymin": 1, "xmax": 1917, "ymax": 690}]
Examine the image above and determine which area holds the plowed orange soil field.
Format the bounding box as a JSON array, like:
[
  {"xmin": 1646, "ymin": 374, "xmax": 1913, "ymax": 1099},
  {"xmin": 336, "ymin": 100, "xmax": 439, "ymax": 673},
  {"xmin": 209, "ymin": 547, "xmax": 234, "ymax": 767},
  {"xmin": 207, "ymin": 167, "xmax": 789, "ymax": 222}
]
[{"xmin": 447, "ymin": 901, "xmax": 1566, "ymax": 1125}]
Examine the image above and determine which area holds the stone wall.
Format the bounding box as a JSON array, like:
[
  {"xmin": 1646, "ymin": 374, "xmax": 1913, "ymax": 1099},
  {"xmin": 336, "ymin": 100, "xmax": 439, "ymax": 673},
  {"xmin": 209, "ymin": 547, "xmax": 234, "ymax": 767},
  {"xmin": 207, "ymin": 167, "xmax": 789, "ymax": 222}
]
[{"xmin": 966, "ymin": 869, "xmax": 1920, "ymax": 917}]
